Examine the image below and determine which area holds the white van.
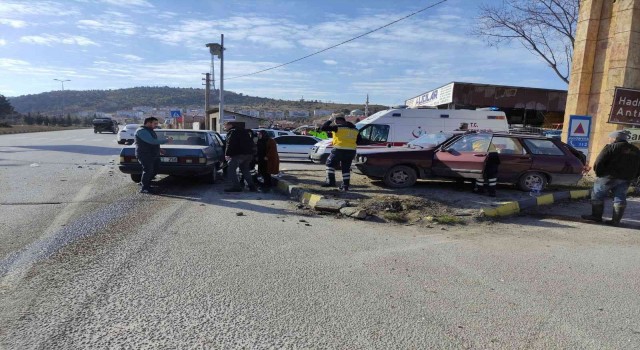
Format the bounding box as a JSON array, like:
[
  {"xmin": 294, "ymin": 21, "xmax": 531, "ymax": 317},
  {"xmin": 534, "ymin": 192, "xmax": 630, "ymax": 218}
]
[{"xmin": 309, "ymin": 108, "xmax": 509, "ymax": 163}]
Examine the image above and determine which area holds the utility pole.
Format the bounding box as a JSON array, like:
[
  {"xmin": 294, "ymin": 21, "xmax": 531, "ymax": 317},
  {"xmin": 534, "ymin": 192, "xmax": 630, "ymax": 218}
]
[
  {"xmin": 204, "ymin": 73, "xmax": 211, "ymax": 130},
  {"xmin": 54, "ymin": 79, "xmax": 70, "ymax": 118},
  {"xmin": 365, "ymin": 93, "xmax": 369, "ymax": 117},
  {"xmin": 219, "ymin": 34, "xmax": 224, "ymax": 133}
]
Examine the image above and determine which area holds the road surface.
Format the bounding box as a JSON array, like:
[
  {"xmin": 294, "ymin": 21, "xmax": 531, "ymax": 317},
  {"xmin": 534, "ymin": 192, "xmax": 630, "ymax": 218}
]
[{"xmin": 1, "ymin": 129, "xmax": 639, "ymax": 349}]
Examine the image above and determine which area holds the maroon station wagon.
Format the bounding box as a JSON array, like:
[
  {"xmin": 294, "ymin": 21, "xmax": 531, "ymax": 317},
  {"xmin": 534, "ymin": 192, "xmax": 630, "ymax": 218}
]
[{"xmin": 353, "ymin": 132, "xmax": 586, "ymax": 191}]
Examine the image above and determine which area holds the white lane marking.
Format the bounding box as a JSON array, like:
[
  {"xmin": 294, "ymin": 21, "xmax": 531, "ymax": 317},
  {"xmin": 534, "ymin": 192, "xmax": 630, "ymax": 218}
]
[{"xmin": 0, "ymin": 165, "xmax": 111, "ymax": 289}]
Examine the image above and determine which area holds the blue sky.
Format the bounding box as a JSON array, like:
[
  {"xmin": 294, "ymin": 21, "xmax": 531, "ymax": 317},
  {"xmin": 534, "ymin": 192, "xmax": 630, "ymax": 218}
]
[{"xmin": 0, "ymin": 0, "xmax": 568, "ymax": 105}]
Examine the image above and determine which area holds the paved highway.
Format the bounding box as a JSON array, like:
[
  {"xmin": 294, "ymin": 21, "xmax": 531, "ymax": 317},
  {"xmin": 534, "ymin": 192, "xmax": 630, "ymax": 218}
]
[{"xmin": 1, "ymin": 129, "xmax": 639, "ymax": 348}]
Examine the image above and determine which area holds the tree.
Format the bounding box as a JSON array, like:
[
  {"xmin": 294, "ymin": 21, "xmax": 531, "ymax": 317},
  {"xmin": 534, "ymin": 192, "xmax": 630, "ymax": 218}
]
[
  {"xmin": 474, "ymin": 0, "xmax": 578, "ymax": 84},
  {"xmin": 0, "ymin": 94, "xmax": 14, "ymax": 117}
]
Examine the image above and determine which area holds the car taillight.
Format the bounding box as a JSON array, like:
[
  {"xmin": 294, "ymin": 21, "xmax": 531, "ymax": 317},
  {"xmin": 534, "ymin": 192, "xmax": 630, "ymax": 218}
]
[
  {"xmin": 119, "ymin": 156, "xmax": 125, "ymax": 163},
  {"xmin": 199, "ymin": 157, "xmax": 207, "ymax": 164},
  {"xmin": 122, "ymin": 156, "xmax": 137, "ymax": 163}
]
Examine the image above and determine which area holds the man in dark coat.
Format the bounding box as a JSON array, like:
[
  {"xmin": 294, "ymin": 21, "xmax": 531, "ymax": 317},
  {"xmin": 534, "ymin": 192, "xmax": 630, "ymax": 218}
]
[
  {"xmin": 256, "ymin": 130, "xmax": 280, "ymax": 192},
  {"xmin": 135, "ymin": 117, "xmax": 171, "ymax": 194},
  {"xmin": 223, "ymin": 122, "xmax": 257, "ymax": 192},
  {"xmin": 582, "ymin": 130, "xmax": 640, "ymax": 226}
]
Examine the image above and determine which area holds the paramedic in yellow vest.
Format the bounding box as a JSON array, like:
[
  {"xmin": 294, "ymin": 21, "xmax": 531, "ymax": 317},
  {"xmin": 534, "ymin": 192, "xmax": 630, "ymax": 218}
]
[{"xmin": 319, "ymin": 116, "xmax": 361, "ymax": 191}]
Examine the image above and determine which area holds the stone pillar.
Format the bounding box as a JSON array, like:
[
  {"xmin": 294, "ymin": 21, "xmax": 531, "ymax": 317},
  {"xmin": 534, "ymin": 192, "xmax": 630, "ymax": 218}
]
[{"xmin": 563, "ymin": 0, "xmax": 640, "ymax": 165}]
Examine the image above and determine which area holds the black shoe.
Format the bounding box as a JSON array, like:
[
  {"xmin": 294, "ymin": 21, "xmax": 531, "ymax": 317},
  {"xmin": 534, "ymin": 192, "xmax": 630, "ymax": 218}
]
[
  {"xmin": 224, "ymin": 187, "xmax": 243, "ymax": 192},
  {"xmin": 339, "ymin": 185, "xmax": 349, "ymax": 192},
  {"xmin": 582, "ymin": 201, "xmax": 604, "ymax": 223},
  {"xmin": 606, "ymin": 204, "xmax": 626, "ymax": 226}
]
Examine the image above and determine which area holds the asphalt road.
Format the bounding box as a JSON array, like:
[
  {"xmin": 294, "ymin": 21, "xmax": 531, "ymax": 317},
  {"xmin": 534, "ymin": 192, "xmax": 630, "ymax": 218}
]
[{"xmin": 1, "ymin": 129, "xmax": 639, "ymax": 349}]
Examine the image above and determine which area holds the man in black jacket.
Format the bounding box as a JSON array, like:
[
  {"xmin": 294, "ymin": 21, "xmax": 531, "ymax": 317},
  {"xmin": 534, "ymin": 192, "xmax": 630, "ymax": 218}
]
[
  {"xmin": 223, "ymin": 122, "xmax": 257, "ymax": 192},
  {"xmin": 582, "ymin": 130, "xmax": 640, "ymax": 226}
]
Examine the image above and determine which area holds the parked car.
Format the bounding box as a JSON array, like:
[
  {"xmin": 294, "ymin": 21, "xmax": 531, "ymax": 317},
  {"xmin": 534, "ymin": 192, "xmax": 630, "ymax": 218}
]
[
  {"xmin": 117, "ymin": 124, "xmax": 139, "ymax": 145},
  {"xmin": 93, "ymin": 118, "xmax": 119, "ymax": 134},
  {"xmin": 253, "ymin": 128, "xmax": 295, "ymax": 138},
  {"xmin": 274, "ymin": 135, "xmax": 321, "ymax": 160},
  {"xmin": 310, "ymin": 107, "xmax": 510, "ymax": 163},
  {"xmin": 354, "ymin": 132, "xmax": 586, "ymax": 191},
  {"xmin": 118, "ymin": 129, "xmax": 226, "ymax": 184}
]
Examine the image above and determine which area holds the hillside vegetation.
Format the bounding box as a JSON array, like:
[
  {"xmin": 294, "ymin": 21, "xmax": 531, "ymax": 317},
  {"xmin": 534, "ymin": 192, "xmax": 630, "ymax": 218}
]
[{"xmin": 8, "ymin": 86, "xmax": 386, "ymax": 116}]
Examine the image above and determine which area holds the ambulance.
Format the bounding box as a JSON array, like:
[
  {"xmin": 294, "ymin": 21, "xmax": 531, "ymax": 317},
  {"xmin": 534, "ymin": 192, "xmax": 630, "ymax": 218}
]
[{"xmin": 309, "ymin": 107, "xmax": 510, "ymax": 163}]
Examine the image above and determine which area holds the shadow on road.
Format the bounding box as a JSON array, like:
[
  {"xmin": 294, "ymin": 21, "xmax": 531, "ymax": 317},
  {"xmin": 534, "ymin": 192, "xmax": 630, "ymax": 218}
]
[
  {"xmin": 13, "ymin": 145, "xmax": 120, "ymax": 156},
  {"xmin": 148, "ymin": 175, "xmax": 293, "ymax": 216}
]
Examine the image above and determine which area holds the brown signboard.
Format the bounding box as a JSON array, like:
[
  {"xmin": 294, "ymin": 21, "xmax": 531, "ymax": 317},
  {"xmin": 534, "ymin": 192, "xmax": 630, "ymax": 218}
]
[{"xmin": 609, "ymin": 87, "xmax": 640, "ymax": 125}]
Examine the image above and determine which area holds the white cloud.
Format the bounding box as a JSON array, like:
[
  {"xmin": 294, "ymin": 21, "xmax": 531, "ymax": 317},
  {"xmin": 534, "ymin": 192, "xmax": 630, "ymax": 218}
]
[
  {"xmin": 0, "ymin": 39, "xmax": 6, "ymax": 46},
  {"xmin": 20, "ymin": 34, "xmax": 99, "ymax": 46},
  {"xmin": 77, "ymin": 18, "xmax": 137, "ymax": 35},
  {"xmin": 99, "ymin": 0, "xmax": 153, "ymax": 8},
  {"xmin": 117, "ymin": 54, "xmax": 143, "ymax": 61},
  {"xmin": 323, "ymin": 60, "xmax": 338, "ymax": 65},
  {"xmin": 0, "ymin": 1, "xmax": 79, "ymax": 16},
  {"xmin": 0, "ymin": 18, "xmax": 27, "ymax": 28}
]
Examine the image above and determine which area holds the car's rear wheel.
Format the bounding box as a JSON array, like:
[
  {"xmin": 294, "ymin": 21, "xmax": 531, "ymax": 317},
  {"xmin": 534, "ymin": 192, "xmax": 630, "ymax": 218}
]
[
  {"xmin": 205, "ymin": 163, "xmax": 219, "ymax": 184},
  {"xmin": 94, "ymin": 129, "xmax": 97, "ymax": 134},
  {"xmin": 518, "ymin": 172, "xmax": 547, "ymax": 192},
  {"xmin": 117, "ymin": 140, "xmax": 125, "ymax": 145},
  {"xmin": 130, "ymin": 174, "xmax": 142, "ymax": 183},
  {"xmin": 383, "ymin": 165, "xmax": 417, "ymax": 188}
]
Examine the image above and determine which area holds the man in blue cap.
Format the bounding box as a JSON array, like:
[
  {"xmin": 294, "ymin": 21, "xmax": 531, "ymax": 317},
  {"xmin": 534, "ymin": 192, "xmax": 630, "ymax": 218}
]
[{"xmin": 582, "ymin": 130, "xmax": 640, "ymax": 226}]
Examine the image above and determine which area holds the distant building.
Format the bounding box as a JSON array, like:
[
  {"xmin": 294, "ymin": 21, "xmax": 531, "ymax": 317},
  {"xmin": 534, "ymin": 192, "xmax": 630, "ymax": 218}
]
[
  {"xmin": 405, "ymin": 82, "xmax": 568, "ymax": 126},
  {"xmin": 207, "ymin": 108, "xmax": 265, "ymax": 132},
  {"xmin": 349, "ymin": 109, "xmax": 365, "ymax": 117},
  {"xmin": 314, "ymin": 109, "xmax": 332, "ymax": 117}
]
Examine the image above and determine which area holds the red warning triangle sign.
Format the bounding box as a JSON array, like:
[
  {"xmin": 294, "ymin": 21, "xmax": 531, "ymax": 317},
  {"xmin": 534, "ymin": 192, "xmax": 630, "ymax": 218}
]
[{"xmin": 573, "ymin": 123, "xmax": 585, "ymax": 135}]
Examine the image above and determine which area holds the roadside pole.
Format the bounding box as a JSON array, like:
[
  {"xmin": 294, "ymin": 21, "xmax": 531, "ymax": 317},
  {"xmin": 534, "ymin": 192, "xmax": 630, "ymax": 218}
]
[
  {"xmin": 204, "ymin": 73, "xmax": 211, "ymax": 130},
  {"xmin": 219, "ymin": 34, "xmax": 224, "ymax": 133}
]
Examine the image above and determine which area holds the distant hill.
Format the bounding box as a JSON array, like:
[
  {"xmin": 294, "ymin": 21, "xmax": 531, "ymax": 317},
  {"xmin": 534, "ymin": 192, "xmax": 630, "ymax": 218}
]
[{"xmin": 8, "ymin": 86, "xmax": 387, "ymax": 116}]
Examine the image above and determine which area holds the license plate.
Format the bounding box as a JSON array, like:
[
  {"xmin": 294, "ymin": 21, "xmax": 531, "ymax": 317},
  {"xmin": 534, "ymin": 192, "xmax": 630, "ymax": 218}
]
[{"xmin": 161, "ymin": 157, "xmax": 177, "ymax": 163}]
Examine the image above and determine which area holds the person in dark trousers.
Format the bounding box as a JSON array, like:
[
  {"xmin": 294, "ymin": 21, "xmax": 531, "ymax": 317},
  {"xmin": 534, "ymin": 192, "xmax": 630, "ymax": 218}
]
[
  {"xmin": 256, "ymin": 130, "xmax": 280, "ymax": 192},
  {"xmin": 135, "ymin": 117, "xmax": 171, "ymax": 194},
  {"xmin": 224, "ymin": 122, "xmax": 257, "ymax": 192},
  {"xmin": 582, "ymin": 130, "xmax": 640, "ymax": 226},
  {"xmin": 319, "ymin": 116, "xmax": 360, "ymax": 191},
  {"xmin": 474, "ymin": 151, "xmax": 500, "ymax": 197}
]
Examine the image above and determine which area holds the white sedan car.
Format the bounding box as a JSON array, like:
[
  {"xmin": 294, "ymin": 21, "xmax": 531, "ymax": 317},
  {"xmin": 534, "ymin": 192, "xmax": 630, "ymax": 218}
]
[
  {"xmin": 273, "ymin": 135, "xmax": 321, "ymax": 161},
  {"xmin": 117, "ymin": 124, "xmax": 139, "ymax": 145}
]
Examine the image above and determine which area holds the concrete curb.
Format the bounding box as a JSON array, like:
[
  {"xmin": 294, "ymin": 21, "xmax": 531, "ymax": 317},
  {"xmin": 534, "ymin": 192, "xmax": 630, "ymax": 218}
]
[
  {"xmin": 481, "ymin": 187, "xmax": 636, "ymax": 218},
  {"xmin": 272, "ymin": 176, "xmax": 347, "ymax": 212}
]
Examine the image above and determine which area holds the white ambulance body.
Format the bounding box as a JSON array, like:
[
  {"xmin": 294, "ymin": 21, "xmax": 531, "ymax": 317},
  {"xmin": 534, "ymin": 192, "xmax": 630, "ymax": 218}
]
[{"xmin": 309, "ymin": 108, "xmax": 510, "ymax": 163}]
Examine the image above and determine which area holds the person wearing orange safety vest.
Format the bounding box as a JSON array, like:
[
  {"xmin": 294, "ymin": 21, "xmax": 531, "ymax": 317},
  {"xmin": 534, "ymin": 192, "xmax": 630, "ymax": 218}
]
[{"xmin": 319, "ymin": 116, "xmax": 361, "ymax": 191}]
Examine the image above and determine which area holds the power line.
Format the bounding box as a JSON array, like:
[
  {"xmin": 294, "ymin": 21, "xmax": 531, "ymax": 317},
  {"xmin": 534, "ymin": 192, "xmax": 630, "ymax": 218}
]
[{"xmin": 226, "ymin": 0, "xmax": 448, "ymax": 80}]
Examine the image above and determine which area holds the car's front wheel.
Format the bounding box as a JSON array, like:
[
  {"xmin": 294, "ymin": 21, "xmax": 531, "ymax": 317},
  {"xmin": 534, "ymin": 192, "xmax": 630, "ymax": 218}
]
[
  {"xmin": 383, "ymin": 165, "xmax": 417, "ymax": 188},
  {"xmin": 518, "ymin": 172, "xmax": 547, "ymax": 192},
  {"xmin": 130, "ymin": 174, "xmax": 142, "ymax": 183}
]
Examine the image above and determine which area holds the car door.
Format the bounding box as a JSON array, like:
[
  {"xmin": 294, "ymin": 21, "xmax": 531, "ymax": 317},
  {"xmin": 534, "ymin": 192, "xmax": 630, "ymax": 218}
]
[
  {"xmin": 286, "ymin": 136, "xmax": 319, "ymax": 158},
  {"xmin": 275, "ymin": 136, "xmax": 294, "ymax": 157},
  {"xmin": 490, "ymin": 136, "xmax": 532, "ymax": 182},
  {"xmin": 207, "ymin": 133, "xmax": 224, "ymax": 162},
  {"xmin": 431, "ymin": 134, "xmax": 492, "ymax": 179}
]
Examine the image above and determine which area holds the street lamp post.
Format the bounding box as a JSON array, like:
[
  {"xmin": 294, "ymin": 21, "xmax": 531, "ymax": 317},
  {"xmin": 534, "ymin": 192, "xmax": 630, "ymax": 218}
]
[
  {"xmin": 53, "ymin": 79, "xmax": 70, "ymax": 118},
  {"xmin": 206, "ymin": 35, "xmax": 224, "ymax": 132}
]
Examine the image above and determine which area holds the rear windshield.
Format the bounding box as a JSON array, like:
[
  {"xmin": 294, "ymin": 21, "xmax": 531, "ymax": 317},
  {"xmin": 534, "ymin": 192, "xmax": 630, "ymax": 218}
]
[{"xmin": 156, "ymin": 131, "xmax": 207, "ymax": 146}]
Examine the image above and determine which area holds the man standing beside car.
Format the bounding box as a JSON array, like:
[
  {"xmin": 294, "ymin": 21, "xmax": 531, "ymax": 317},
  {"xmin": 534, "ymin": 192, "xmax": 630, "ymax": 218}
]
[
  {"xmin": 582, "ymin": 130, "xmax": 640, "ymax": 226},
  {"xmin": 223, "ymin": 122, "xmax": 257, "ymax": 192},
  {"xmin": 319, "ymin": 116, "xmax": 360, "ymax": 191},
  {"xmin": 135, "ymin": 117, "xmax": 171, "ymax": 194}
]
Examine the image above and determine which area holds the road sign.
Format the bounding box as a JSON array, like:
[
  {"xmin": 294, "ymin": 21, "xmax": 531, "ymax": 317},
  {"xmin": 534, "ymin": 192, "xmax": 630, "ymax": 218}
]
[
  {"xmin": 170, "ymin": 110, "xmax": 182, "ymax": 118},
  {"xmin": 609, "ymin": 87, "xmax": 640, "ymax": 125},
  {"xmin": 567, "ymin": 115, "xmax": 592, "ymax": 155}
]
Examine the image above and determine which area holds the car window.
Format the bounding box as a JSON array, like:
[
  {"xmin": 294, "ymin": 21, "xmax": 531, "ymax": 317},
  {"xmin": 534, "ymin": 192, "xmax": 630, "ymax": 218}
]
[
  {"xmin": 292, "ymin": 136, "xmax": 319, "ymax": 145},
  {"xmin": 359, "ymin": 124, "xmax": 390, "ymax": 143},
  {"xmin": 491, "ymin": 137, "xmax": 527, "ymax": 155},
  {"xmin": 156, "ymin": 131, "xmax": 207, "ymax": 146},
  {"xmin": 275, "ymin": 136, "xmax": 293, "ymax": 145},
  {"xmin": 408, "ymin": 132, "xmax": 454, "ymax": 148},
  {"xmin": 522, "ymin": 139, "xmax": 565, "ymax": 156},
  {"xmin": 278, "ymin": 132, "xmax": 289, "ymax": 136},
  {"xmin": 447, "ymin": 134, "xmax": 493, "ymax": 152},
  {"xmin": 208, "ymin": 133, "xmax": 223, "ymax": 147}
]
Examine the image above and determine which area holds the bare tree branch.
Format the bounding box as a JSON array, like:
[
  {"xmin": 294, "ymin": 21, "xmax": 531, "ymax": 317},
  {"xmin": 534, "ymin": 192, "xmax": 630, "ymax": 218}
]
[{"xmin": 473, "ymin": 0, "xmax": 578, "ymax": 84}]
